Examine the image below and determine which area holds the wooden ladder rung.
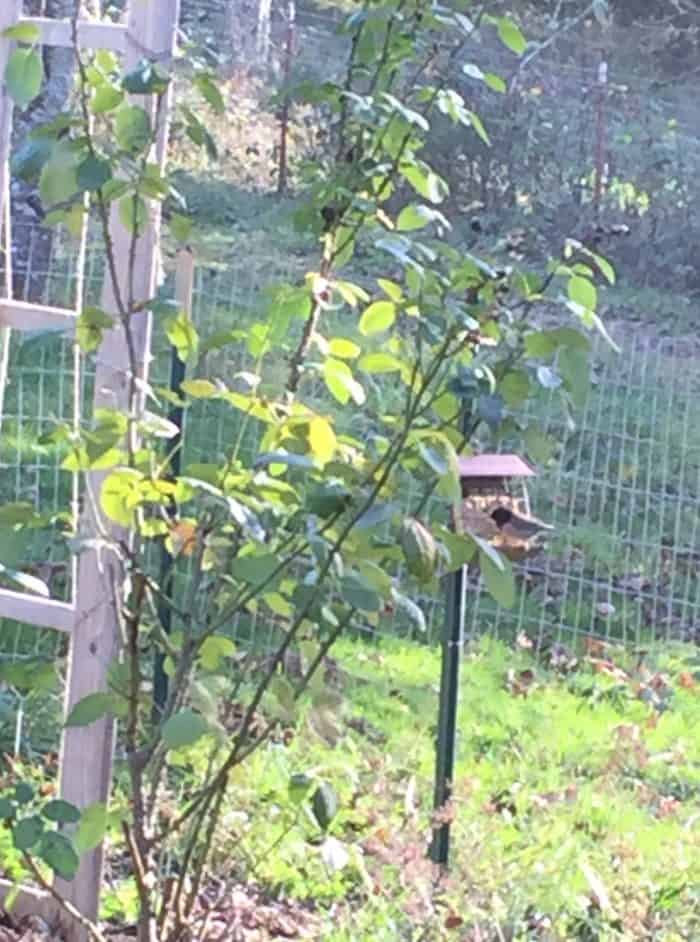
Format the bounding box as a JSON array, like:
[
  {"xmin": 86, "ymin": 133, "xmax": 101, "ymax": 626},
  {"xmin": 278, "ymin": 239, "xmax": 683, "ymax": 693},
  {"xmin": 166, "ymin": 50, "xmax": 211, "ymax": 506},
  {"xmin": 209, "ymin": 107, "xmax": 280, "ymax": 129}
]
[
  {"xmin": 18, "ymin": 17, "xmax": 127, "ymax": 53},
  {"xmin": 0, "ymin": 588, "xmax": 74, "ymax": 633},
  {"xmin": 0, "ymin": 298, "xmax": 78, "ymax": 332}
]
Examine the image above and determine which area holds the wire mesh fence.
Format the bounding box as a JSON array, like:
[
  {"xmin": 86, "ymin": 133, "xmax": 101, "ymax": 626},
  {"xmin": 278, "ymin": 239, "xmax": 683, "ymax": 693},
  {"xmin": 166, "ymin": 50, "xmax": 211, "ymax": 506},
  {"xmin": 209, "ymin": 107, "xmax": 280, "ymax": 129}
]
[{"xmin": 1, "ymin": 225, "xmax": 699, "ymax": 763}]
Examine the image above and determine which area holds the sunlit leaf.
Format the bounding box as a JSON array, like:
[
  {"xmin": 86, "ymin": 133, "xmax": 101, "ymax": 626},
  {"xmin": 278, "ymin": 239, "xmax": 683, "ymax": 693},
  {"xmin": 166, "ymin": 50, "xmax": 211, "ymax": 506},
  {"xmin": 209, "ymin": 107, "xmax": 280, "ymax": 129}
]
[
  {"xmin": 359, "ymin": 301, "xmax": 396, "ymax": 336},
  {"xmin": 308, "ymin": 416, "xmax": 337, "ymax": 465},
  {"xmin": 74, "ymin": 803, "xmax": 108, "ymax": 854},
  {"xmin": 568, "ymin": 275, "xmax": 597, "ymax": 311}
]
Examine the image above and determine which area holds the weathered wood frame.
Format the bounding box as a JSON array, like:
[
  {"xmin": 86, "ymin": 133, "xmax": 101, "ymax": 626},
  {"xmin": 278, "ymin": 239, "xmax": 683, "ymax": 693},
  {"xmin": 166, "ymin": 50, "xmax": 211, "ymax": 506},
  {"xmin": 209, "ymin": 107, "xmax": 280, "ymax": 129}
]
[{"xmin": 0, "ymin": 1, "xmax": 180, "ymax": 938}]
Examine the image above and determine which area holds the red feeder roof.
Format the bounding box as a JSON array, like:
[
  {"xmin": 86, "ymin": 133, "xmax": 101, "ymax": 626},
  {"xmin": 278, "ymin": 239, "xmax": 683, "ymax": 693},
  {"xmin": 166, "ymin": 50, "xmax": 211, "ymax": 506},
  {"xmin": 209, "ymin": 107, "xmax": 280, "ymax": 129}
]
[{"xmin": 457, "ymin": 453, "xmax": 536, "ymax": 479}]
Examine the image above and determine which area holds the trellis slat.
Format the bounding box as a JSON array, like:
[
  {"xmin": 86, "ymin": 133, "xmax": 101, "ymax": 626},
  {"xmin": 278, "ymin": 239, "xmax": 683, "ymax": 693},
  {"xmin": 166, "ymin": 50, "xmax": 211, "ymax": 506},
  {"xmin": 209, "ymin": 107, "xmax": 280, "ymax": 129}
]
[
  {"xmin": 18, "ymin": 16, "xmax": 127, "ymax": 52},
  {"xmin": 0, "ymin": 298, "xmax": 77, "ymax": 331},
  {"xmin": 0, "ymin": 588, "xmax": 74, "ymax": 633}
]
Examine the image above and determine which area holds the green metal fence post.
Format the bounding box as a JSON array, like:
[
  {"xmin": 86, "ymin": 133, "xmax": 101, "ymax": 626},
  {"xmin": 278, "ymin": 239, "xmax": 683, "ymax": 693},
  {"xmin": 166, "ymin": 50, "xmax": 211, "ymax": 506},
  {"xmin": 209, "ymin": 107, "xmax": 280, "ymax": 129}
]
[{"xmin": 430, "ymin": 557, "xmax": 466, "ymax": 866}]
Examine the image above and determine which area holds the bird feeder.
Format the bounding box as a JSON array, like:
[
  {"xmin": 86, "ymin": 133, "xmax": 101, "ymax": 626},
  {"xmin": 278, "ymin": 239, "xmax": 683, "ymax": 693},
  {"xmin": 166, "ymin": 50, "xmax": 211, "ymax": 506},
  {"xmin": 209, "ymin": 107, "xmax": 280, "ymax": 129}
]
[
  {"xmin": 431, "ymin": 454, "xmax": 554, "ymax": 869},
  {"xmin": 454, "ymin": 454, "xmax": 553, "ymax": 561}
]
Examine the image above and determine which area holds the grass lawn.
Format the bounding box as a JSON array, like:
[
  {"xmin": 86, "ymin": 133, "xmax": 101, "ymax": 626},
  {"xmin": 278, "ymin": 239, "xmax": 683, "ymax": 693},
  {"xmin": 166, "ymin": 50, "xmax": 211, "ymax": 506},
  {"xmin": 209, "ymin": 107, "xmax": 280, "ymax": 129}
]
[{"xmin": 5, "ymin": 634, "xmax": 698, "ymax": 939}]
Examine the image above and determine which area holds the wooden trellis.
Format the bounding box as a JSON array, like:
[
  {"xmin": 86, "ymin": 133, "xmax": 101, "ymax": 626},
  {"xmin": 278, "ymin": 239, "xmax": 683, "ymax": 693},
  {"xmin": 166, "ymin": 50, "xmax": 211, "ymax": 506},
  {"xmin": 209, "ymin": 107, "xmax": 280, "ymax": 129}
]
[{"xmin": 0, "ymin": 1, "xmax": 180, "ymax": 937}]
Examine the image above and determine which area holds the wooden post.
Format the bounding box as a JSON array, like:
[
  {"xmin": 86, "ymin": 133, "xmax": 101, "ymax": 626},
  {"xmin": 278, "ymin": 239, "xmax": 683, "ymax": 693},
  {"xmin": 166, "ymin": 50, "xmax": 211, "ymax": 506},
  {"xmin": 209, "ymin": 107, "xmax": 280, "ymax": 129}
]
[
  {"xmin": 0, "ymin": 1, "xmax": 22, "ymax": 431},
  {"xmin": 56, "ymin": 0, "xmax": 181, "ymax": 931},
  {"xmin": 593, "ymin": 59, "xmax": 608, "ymax": 219},
  {"xmin": 277, "ymin": 0, "xmax": 295, "ymax": 195}
]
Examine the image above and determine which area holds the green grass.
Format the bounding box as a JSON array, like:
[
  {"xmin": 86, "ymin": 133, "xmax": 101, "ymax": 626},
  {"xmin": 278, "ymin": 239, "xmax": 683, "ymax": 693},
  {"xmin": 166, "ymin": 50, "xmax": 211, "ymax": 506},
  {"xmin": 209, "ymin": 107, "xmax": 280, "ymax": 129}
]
[
  {"xmin": 91, "ymin": 636, "xmax": 698, "ymax": 939},
  {"xmin": 4, "ymin": 635, "xmax": 698, "ymax": 938}
]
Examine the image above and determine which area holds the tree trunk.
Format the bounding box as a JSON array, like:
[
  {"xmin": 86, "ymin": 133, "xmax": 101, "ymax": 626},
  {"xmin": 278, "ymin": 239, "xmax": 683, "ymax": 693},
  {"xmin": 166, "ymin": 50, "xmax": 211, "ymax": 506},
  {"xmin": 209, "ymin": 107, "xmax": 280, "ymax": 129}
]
[{"xmin": 228, "ymin": 0, "xmax": 271, "ymax": 77}]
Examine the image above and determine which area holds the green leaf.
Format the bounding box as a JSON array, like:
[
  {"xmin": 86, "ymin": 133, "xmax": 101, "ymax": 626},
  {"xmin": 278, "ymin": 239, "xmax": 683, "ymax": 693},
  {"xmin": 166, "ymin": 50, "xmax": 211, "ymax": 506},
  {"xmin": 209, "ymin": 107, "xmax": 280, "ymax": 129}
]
[
  {"xmin": 43, "ymin": 800, "xmax": 81, "ymax": 825},
  {"xmin": 14, "ymin": 784, "xmax": 34, "ymax": 805},
  {"xmin": 76, "ymin": 306, "xmax": 113, "ymax": 354},
  {"xmin": 100, "ymin": 469, "xmax": 141, "ymax": 526},
  {"xmin": 288, "ymin": 773, "xmax": 313, "ymax": 805},
  {"xmin": 524, "ymin": 331, "xmax": 557, "ymax": 359},
  {"xmin": 77, "ymin": 155, "xmax": 112, "ymax": 192},
  {"xmin": 0, "ymin": 502, "xmax": 40, "ymax": 526},
  {"xmin": 5, "ymin": 48, "xmax": 43, "ymax": 109},
  {"xmin": 119, "ymin": 193, "xmax": 148, "ymax": 235},
  {"xmin": 194, "ymin": 73, "xmax": 225, "ymax": 113},
  {"xmin": 467, "ymin": 110, "xmax": 490, "ymax": 146},
  {"xmin": 74, "ymin": 802, "xmax": 108, "ymax": 854},
  {"xmin": 270, "ymin": 675, "xmax": 296, "ymax": 721},
  {"xmin": 13, "ymin": 816, "xmax": 44, "ymax": 853},
  {"xmin": 359, "ymin": 301, "xmax": 396, "ymax": 336},
  {"xmin": 170, "ymin": 213, "xmax": 193, "ymax": 244},
  {"xmin": 357, "ymin": 353, "xmax": 403, "ymax": 374},
  {"xmin": 341, "ymin": 574, "xmax": 382, "ymax": 612},
  {"xmin": 2, "ymin": 23, "xmax": 41, "ymax": 42},
  {"xmin": 497, "ymin": 16, "xmax": 527, "ymax": 56},
  {"xmin": 39, "ymin": 142, "xmax": 80, "ymax": 209},
  {"xmin": 162, "ymin": 709, "xmax": 209, "ymax": 750},
  {"xmin": 480, "ymin": 549, "xmax": 516, "ymax": 608},
  {"xmin": 559, "ymin": 347, "xmax": 590, "ymax": 409},
  {"xmin": 65, "ymin": 692, "xmax": 116, "ymax": 728},
  {"xmin": 0, "ymin": 798, "xmax": 14, "ymax": 820},
  {"xmin": 442, "ymin": 531, "xmax": 477, "ymax": 570},
  {"xmin": 396, "ymin": 205, "xmax": 434, "ymax": 231},
  {"xmin": 467, "ymin": 531, "xmax": 503, "ymax": 571},
  {"xmin": 500, "ymin": 370, "xmax": 530, "ymax": 407},
  {"xmin": 166, "ymin": 311, "xmax": 199, "ymax": 362},
  {"xmin": 391, "ymin": 589, "xmax": 426, "ymax": 633},
  {"xmin": 328, "ymin": 337, "xmax": 360, "ymax": 360},
  {"xmin": 484, "ymin": 72, "xmax": 507, "ymax": 93},
  {"xmin": 231, "ymin": 553, "xmax": 279, "ymax": 586},
  {"xmin": 199, "ymin": 635, "xmax": 236, "ymax": 672},
  {"xmin": 592, "ymin": 252, "xmax": 615, "ymax": 285},
  {"xmin": 568, "ymin": 275, "xmax": 597, "ymax": 311},
  {"xmin": 11, "ymin": 136, "xmax": 53, "ymax": 183},
  {"xmin": 39, "ymin": 832, "xmax": 80, "ymax": 881},
  {"xmin": 115, "ymin": 105, "xmax": 151, "ymax": 154},
  {"xmin": 181, "ymin": 379, "xmax": 217, "ymax": 399},
  {"xmin": 400, "ymin": 164, "xmax": 447, "ymax": 204},
  {"xmin": 377, "ymin": 279, "xmax": 403, "ymax": 302},
  {"xmin": 323, "ymin": 358, "xmax": 365, "ymax": 406},
  {"xmin": 311, "ymin": 783, "xmax": 338, "ymax": 831},
  {"xmin": 549, "ymin": 327, "xmax": 591, "ymax": 351},
  {"xmin": 523, "ymin": 426, "xmax": 555, "ymax": 464},
  {"xmin": 308, "ymin": 416, "xmax": 336, "ymax": 465},
  {"xmin": 477, "ymin": 394, "xmax": 504, "ymax": 429},
  {"xmin": 92, "ymin": 83, "xmax": 124, "ymax": 114},
  {"xmin": 122, "ymin": 61, "xmax": 170, "ymax": 95}
]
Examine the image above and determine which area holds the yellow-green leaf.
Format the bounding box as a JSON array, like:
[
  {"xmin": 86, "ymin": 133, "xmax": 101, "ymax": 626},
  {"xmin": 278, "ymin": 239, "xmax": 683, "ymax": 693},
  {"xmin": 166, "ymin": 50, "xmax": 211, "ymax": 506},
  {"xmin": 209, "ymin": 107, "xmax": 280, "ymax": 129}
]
[
  {"xmin": 328, "ymin": 338, "xmax": 360, "ymax": 359},
  {"xmin": 568, "ymin": 275, "xmax": 597, "ymax": 311},
  {"xmin": 497, "ymin": 16, "xmax": 527, "ymax": 56},
  {"xmin": 359, "ymin": 301, "xmax": 396, "ymax": 336},
  {"xmin": 308, "ymin": 416, "xmax": 336, "ymax": 465},
  {"xmin": 358, "ymin": 353, "xmax": 403, "ymax": 374}
]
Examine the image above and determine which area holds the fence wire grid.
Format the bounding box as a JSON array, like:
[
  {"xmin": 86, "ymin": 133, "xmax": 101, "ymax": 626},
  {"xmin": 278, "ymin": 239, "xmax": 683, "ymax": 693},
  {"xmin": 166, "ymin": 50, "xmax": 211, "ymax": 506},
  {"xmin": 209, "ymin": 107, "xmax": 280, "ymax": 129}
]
[{"xmin": 1, "ymin": 225, "xmax": 699, "ymax": 761}]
